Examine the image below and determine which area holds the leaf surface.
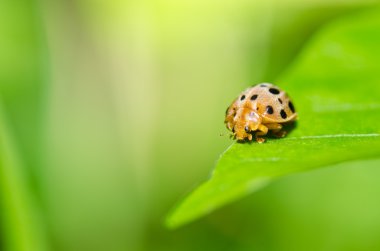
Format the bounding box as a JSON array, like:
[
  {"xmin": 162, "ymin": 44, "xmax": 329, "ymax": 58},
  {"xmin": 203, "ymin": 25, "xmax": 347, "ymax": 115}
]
[{"xmin": 166, "ymin": 9, "xmax": 380, "ymax": 229}]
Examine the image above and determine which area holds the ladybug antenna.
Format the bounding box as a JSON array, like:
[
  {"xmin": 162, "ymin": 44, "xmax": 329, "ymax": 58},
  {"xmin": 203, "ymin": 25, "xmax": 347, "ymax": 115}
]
[{"xmin": 220, "ymin": 132, "xmax": 234, "ymax": 139}]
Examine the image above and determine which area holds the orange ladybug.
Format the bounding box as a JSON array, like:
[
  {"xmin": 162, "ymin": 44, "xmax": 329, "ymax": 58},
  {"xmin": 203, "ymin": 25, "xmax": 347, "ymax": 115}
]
[{"xmin": 225, "ymin": 83, "xmax": 297, "ymax": 143}]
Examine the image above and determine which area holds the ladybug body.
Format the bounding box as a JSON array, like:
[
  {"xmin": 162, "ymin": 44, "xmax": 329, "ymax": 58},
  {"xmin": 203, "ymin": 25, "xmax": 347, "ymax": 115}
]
[{"xmin": 225, "ymin": 83, "xmax": 297, "ymax": 143}]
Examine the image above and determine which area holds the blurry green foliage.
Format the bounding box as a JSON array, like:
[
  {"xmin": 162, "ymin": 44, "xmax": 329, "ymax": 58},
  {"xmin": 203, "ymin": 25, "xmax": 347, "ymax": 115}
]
[
  {"xmin": 167, "ymin": 8, "xmax": 380, "ymax": 229},
  {"xmin": 0, "ymin": 104, "xmax": 48, "ymax": 251},
  {"xmin": 0, "ymin": 1, "xmax": 48, "ymax": 251},
  {"xmin": 1, "ymin": 0, "xmax": 380, "ymax": 251}
]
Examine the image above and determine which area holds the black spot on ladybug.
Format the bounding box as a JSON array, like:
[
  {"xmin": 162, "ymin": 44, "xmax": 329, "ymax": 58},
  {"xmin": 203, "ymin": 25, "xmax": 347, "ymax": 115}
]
[
  {"xmin": 260, "ymin": 84, "xmax": 268, "ymax": 87},
  {"xmin": 289, "ymin": 101, "xmax": 295, "ymax": 113},
  {"xmin": 245, "ymin": 126, "xmax": 250, "ymax": 133},
  {"xmin": 269, "ymin": 88, "xmax": 280, "ymax": 95},
  {"xmin": 250, "ymin": 94, "xmax": 258, "ymax": 100},
  {"xmin": 278, "ymin": 98, "xmax": 283, "ymax": 104},
  {"xmin": 232, "ymin": 127, "xmax": 235, "ymax": 133},
  {"xmin": 266, "ymin": 106, "xmax": 274, "ymax": 114},
  {"xmin": 240, "ymin": 95, "xmax": 246, "ymax": 101},
  {"xmin": 280, "ymin": 109, "xmax": 287, "ymax": 119}
]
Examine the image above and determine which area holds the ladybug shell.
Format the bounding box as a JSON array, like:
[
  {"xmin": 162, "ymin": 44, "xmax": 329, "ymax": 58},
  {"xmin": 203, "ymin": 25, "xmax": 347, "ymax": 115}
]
[{"xmin": 228, "ymin": 83, "xmax": 297, "ymax": 123}]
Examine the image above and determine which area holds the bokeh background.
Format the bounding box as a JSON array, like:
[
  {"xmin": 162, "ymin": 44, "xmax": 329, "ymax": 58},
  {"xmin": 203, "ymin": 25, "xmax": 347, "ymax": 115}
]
[{"xmin": 1, "ymin": 0, "xmax": 380, "ymax": 251}]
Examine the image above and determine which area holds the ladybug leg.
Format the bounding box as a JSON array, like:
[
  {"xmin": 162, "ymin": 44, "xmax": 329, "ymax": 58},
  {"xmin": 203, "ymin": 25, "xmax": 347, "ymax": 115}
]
[
  {"xmin": 255, "ymin": 124, "xmax": 268, "ymax": 143},
  {"xmin": 226, "ymin": 121, "xmax": 234, "ymax": 131},
  {"xmin": 265, "ymin": 123, "xmax": 282, "ymax": 131},
  {"xmin": 247, "ymin": 133, "xmax": 253, "ymax": 141},
  {"xmin": 274, "ymin": 130, "xmax": 287, "ymax": 138},
  {"xmin": 265, "ymin": 123, "xmax": 287, "ymax": 138},
  {"xmin": 224, "ymin": 102, "xmax": 238, "ymax": 133}
]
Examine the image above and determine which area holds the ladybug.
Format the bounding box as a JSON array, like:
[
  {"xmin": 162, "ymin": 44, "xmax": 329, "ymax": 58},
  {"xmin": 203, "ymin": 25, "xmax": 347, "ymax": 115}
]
[{"xmin": 225, "ymin": 83, "xmax": 297, "ymax": 143}]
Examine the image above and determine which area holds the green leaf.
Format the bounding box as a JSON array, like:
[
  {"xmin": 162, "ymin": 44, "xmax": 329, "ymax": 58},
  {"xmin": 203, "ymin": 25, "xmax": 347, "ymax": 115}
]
[{"xmin": 166, "ymin": 9, "xmax": 380, "ymax": 229}]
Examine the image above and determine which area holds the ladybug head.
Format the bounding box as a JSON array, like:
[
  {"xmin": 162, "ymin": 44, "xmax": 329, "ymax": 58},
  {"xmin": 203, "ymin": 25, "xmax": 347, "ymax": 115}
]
[{"xmin": 233, "ymin": 108, "xmax": 262, "ymax": 140}]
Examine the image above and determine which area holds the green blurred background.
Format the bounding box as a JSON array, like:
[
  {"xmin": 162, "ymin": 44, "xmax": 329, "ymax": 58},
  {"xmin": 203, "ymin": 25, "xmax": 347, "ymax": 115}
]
[{"xmin": 1, "ymin": 0, "xmax": 380, "ymax": 250}]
